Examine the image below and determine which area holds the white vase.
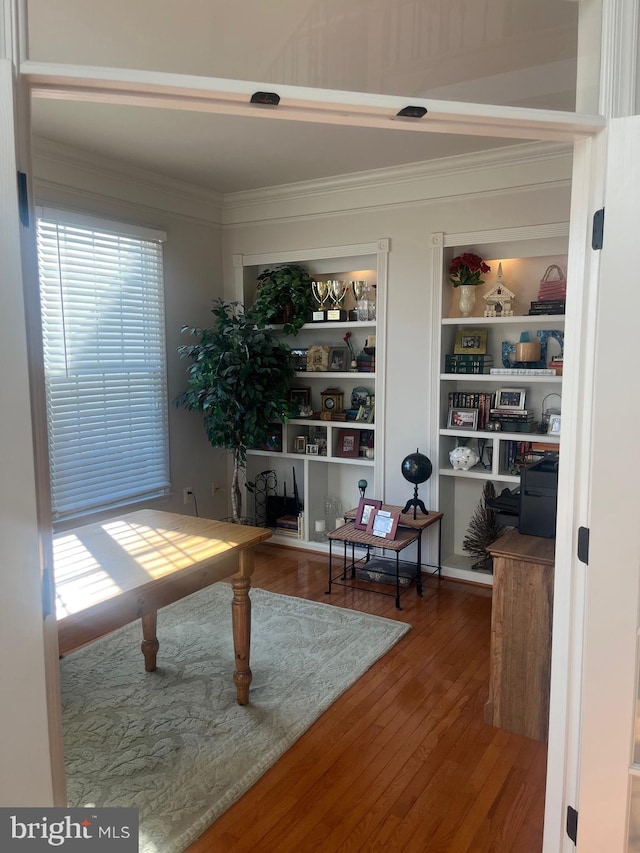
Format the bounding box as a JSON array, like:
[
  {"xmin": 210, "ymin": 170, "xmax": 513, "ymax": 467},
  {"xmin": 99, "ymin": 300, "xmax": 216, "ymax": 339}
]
[{"xmin": 457, "ymin": 285, "xmax": 476, "ymax": 317}]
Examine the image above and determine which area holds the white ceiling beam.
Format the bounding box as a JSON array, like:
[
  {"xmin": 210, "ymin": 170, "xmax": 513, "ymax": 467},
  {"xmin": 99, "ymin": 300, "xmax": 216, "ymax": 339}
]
[{"xmin": 22, "ymin": 61, "xmax": 606, "ymax": 144}]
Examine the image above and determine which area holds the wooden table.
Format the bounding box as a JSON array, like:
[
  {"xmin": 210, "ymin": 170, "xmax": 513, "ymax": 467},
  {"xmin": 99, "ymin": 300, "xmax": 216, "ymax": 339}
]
[
  {"xmin": 485, "ymin": 529, "xmax": 555, "ymax": 740},
  {"xmin": 54, "ymin": 509, "xmax": 272, "ymax": 705}
]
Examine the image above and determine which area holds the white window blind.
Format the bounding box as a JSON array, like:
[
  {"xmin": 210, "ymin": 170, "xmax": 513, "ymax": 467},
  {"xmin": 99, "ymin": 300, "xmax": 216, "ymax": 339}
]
[{"xmin": 36, "ymin": 210, "xmax": 170, "ymax": 522}]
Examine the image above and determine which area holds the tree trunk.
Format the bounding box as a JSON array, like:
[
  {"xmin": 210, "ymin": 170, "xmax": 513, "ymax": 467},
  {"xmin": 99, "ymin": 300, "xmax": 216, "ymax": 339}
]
[{"xmin": 231, "ymin": 454, "xmax": 242, "ymax": 522}]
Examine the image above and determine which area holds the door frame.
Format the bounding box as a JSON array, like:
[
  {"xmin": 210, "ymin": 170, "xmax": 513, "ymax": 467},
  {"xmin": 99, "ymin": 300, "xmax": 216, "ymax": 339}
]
[{"xmin": 6, "ymin": 1, "xmax": 636, "ymax": 846}]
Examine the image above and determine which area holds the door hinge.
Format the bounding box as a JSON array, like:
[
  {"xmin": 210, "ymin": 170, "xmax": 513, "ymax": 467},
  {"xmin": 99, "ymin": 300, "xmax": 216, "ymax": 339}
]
[
  {"xmin": 592, "ymin": 207, "xmax": 605, "ymax": 250},
  {"xmin": 577, "ymin": 526, "xmax": 590, "ymax": 565},
  {"xmin": 17, "ymin": 171, "xmax": 29, "ymax": 227},
  {"xmin": 566, "ymin": 805, "xmax": 578, "ymax": 844}
]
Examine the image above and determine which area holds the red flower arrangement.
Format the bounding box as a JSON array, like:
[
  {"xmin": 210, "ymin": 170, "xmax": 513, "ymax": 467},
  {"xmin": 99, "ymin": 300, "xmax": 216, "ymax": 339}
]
[
  {"xmin": 343, "ymin": 331, "xmax": 356, "ymax": 361},
  {"xmin": 449, "ymin": 253, "xmax": 491, "ymax": 287}
]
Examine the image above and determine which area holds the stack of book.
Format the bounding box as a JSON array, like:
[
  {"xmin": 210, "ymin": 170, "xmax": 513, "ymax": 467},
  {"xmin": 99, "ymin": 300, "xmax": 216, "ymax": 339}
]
[
  {"xmin": 528, "ymin": 299, "xmax": 565, "ymax": 316},
  {"xmin": 275, "ymin": 512, "xmax": 303, "ymax": 538},
  {"xmin": 489, "ymin": 408, "xmax": 535, "ymax": 432},
  {"xmin": 356, "ymin": 352, "xmax": 375, "ymax": 372},
  {"xmin": 444, "ymin": 354, "xmax": 494, "ymax": 374},
  {"xmin": 447, "ymin": 391, "xmax": 493, "ymax": 429}
]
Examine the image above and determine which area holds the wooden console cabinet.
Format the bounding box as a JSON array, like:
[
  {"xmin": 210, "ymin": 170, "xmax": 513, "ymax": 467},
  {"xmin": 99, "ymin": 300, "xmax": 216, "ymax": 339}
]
[{"xmin": 485, "ymin": 529, "xmax": 555, "ymax": 741}]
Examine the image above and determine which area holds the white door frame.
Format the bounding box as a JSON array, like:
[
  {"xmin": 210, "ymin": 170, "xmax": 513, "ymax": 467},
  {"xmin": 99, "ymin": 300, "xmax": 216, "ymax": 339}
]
[{"xmin": 5, "ymin": 2, "xmax": 636, "ymax": 846}]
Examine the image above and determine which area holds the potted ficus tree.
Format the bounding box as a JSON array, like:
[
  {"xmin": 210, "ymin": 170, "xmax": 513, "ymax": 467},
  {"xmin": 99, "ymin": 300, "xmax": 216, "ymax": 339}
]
[
  {"xmin": 175, "ymin": 299, "xmax": 296, "ymax": 522},
  {"xmin": 251, "ymin": 263, "xmax": 315, "ymax": 335}
]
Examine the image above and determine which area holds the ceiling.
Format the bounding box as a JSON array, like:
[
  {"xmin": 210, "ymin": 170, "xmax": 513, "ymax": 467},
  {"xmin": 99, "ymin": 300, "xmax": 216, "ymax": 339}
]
[{"xmin": 27, "ymin": 0, "xmax": 581, "ymax": 196}]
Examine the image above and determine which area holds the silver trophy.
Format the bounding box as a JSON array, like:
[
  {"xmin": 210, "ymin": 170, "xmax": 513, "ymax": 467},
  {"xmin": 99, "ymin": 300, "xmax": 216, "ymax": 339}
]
[
  {"xmin": 311, "ymin": 280, "xmax": 329, "ymax": 322},
  {"xmin": 327, "ymin": 280, "xmax": 348, "ymax": 321}
]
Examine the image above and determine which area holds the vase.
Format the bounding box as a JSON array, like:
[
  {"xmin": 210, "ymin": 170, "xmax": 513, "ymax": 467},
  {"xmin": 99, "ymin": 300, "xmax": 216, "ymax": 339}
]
[{"xmin": 457, "ymin": 285, "xmax": 476, "ymax": 317}]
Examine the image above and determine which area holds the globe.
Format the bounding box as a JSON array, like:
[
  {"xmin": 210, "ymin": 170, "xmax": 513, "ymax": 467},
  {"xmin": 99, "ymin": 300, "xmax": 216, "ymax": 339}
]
[
  {"xmin": 400, "ymin": 449, "xmax": 432, "ymax": 518},
  {"xmin": 401, "ymin": 451, "xmax": 432, "ymax": 485}
]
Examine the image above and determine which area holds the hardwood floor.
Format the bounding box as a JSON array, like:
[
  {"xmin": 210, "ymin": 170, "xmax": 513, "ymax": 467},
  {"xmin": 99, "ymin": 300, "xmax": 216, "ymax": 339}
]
[{"xmin": 185, "ymin": 544, "xmax": 547, "ymax": 853}]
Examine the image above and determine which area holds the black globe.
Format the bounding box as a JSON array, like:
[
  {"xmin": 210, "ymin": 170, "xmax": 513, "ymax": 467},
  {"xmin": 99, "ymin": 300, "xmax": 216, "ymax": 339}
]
[{"xmin": 401, "ymin": 452, "xmax": 432, "ymax": 485}]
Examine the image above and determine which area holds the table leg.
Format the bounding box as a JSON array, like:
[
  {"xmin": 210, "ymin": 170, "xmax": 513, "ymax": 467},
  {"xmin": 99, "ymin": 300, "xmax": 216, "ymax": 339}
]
[
  {"xmin": 416, "ymin": 531, "xmax": 423, "ymax": 597},
  {"xmin": 141, "ymin": 611, "xmax": 159, "ymax": 672},
  {"xmin": 232, "ymin": 550, "xmax": 253, "ymax": 706},
  {"xmin": 395, "ymin": 552, "xmax": 402, "ymax": 610}
]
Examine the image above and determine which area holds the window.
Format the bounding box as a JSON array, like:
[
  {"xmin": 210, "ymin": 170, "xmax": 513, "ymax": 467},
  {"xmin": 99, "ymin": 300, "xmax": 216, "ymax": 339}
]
[{"xmin": 36, "ymin": 209, "xmax": 170, "ymax": 522}]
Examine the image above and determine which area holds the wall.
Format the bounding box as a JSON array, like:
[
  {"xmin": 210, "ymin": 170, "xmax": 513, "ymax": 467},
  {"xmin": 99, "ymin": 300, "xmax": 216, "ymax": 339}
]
[
  {"xmin": 32, "ymin": 141, "xmax": 230, "ymax": 521},
  {"xmin": 222, "ymin": 141, "xmax": 573, "ymax": 514}
]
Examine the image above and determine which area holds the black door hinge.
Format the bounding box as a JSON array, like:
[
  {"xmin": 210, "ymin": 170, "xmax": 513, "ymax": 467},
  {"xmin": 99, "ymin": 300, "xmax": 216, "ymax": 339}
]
[
  {"xmin": 566, "ymin": 805, "xmax": 578, "ymax": 844},
  {"xmin": 592, "ymin": 208, "xmax": 605, "ymax": 250},
  {"xmin": 17, "ymin": 171, "xmax": 29, "ymax": 227},
  {"xmin": 577, "ymin": 526, "xmax": 590, "ymax": 565}
]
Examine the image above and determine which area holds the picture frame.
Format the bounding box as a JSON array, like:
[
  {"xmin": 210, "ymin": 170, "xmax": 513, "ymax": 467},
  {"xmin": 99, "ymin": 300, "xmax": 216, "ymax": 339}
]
[
  {"xmin": 495, "ymin": 387, "xmax": 527, "ymax": 410},
  {"xmin": 447, "ymin": 408, "xmax": 479, "ymax": 430},
  {"xmin": 288, "ymin": 348, "xmax": 309, "ymax": 372},
  {"xmin": 366, "ymin": 508, "xmax": 400, "ymax": 540},
  {"xmin": 260, "ymin": 423, "xmax": 282, "ymax": 452},
  {"xmin": 547, "ymin": 414, "xmax": 561, "ymax": 435},
  {"xmin": 453, "ymin": 330, "xmax": 488, "ymax": 355},
  {"xmin": 355, "ymin": 403, "xmax": 375, "ymax": 424},
  {"xmin": 335, "ymin": 428, "xmax": 360, "ymax": 458},
  {"xmin": 294, "ymin": 435, "xmax": 307, "ymax": 453},
  {"xmin": 306, "ymin": 443, "xmax": 319, "ymax": 455},
  {"xmin": 328, "ymin": 346, "xmax": 349, "ymax": 372},
  {"xmin": 306, "ymin": 345, "xmax": 330, "ymax": 372},
  {"xmin": 354, "ymin": 497, "xmax": 382, "ymax": 531},
  {"xmin": 289, "ymin": 387, "xmax": 311, "ymax": 414}
]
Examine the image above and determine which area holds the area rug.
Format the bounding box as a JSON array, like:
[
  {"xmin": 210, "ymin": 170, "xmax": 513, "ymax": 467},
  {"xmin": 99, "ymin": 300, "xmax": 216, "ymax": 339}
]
[{"xmin": 60, "ymin": 584, "xmax": 410, "ymax": 853}]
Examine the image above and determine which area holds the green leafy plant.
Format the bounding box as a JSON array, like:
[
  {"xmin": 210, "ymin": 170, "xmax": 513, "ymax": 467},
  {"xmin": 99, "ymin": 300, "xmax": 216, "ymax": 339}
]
[
  {"xmin": 251, "ymin": 263, "xmax": 315, "ymax": 335},
  {"xmin": 175, "ymin": 300, "xmax": 296, "ymax": 521}
]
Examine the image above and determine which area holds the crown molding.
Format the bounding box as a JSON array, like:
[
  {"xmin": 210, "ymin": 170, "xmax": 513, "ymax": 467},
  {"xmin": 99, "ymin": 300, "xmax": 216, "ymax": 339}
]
[
  {"xmin": 222, "ymin": 141, "xmax": 573, "ymax": 225},
  {"xmin": 32, "ymin": 136, "xmax": 224, "ymax": 225}
]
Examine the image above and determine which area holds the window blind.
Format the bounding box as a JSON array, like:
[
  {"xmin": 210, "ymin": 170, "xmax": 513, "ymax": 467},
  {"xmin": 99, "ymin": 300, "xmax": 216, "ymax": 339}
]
[{"xmin": 36, "ymin": 211, "xmax": 170, "ymax": 521}]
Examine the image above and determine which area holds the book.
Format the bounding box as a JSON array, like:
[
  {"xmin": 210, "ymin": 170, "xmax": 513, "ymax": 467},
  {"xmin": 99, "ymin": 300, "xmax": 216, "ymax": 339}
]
[
  {"xmin": 445, "ymin": 353, "xmax": 494, "ymax": 362},
  {"xmin": 490, "ymin": 368, "xmax": 557, "ymax": 375}
]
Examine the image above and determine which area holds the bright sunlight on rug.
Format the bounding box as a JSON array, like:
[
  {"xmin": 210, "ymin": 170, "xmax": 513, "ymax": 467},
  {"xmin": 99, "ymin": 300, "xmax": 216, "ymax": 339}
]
[{"xmin": 60, "ymin": 584, "xmax": 410, "ymax": 853}]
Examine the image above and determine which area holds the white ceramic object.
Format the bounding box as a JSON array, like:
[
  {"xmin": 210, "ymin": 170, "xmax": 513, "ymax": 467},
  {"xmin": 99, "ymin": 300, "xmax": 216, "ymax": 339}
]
[{"xmin": 449, "ymin": 446, "xmax": 480, "ymax": 471}]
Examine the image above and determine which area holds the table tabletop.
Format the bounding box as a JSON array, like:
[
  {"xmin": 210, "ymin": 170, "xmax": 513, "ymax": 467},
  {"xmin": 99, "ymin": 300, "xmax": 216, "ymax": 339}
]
[
  {"xmin": 343, "ymin": 504, "xmax": 443, "ymax": 532},
  {"xmin": 327, "ymin": 521, "xmax": 419, "ymax": 552},
  {"xmin": 54, "ymin": 509, "xmax": 271, "ymax": 621}
]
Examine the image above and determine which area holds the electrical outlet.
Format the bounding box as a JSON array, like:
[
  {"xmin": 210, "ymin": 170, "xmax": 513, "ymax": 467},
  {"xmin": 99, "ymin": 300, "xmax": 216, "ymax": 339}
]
[
  {"xmin": 211, "ymin": 482, "xmax": 222, "ymax": 496},
  {"xmin": 183, "ymin": 487, "xmax": 193, "ymax": 504}
]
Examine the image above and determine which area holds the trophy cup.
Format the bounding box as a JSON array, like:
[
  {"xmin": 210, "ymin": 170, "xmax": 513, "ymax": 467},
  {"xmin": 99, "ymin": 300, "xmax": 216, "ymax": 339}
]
[
  {"xmin": 311, "ymin": 280, "xmax": 329, "ymax": 322},
  {"xmin": 351, "ymin": 280, "xmax": 368, "ymax": 321},
  {"xmin": 327, "ymin": 280, "xmax": 348, "ymax": 321}
]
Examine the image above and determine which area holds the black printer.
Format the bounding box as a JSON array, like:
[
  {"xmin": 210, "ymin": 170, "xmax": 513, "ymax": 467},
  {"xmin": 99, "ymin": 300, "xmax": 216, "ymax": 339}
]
[{"xmin": 518, "ymin": 454, "xmax": 559, "ymax": 538}]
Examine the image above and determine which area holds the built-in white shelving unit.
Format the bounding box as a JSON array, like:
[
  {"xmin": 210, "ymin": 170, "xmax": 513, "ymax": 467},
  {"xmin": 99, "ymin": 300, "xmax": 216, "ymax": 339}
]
[
  {"xmin": 429, "ymin": 224, "xmax": 569, "ymax": 585},
  {"xmin": 234, "ymin": 239, "xmax": 389, "ymax": 550}
]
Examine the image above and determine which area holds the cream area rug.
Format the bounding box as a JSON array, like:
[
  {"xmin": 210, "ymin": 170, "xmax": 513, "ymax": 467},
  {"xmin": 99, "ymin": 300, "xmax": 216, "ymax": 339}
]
[{"xmin": 60, "ymin": 584, "xmax": 410, "ymax": 853}]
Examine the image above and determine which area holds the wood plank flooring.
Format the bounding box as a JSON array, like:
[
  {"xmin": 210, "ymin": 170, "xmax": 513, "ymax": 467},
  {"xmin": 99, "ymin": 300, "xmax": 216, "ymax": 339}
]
[{"xmin": 185, "ymin": 544, "xmax": 547, "ymax": 853}]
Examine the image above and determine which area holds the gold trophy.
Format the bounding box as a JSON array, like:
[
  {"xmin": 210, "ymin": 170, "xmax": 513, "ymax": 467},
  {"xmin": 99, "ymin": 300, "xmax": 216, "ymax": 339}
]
[
  {"xmin": 311, "ymin": 280, "xmax": 329, "ymax": 322},
  {"xmin": 327, "ymin": 280, "xmax": 348, "ymax": 321},
  {"xmin": 351, "ymin": 280, "xmax": 367, "ymax": 303}
]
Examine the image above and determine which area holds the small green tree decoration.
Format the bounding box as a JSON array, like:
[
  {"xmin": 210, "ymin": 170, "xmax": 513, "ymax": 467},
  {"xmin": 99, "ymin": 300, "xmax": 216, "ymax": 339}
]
[
  {"xmin": 251, "ymin": 263, "xmax": 315, "ymax": 335},
  {"xmin": 175, "ymin": 300, "xmax": 295, "ymax": 521},
  {"xmin": 462, "ymin": 481, "xmax": 506, "ymax": 572}
]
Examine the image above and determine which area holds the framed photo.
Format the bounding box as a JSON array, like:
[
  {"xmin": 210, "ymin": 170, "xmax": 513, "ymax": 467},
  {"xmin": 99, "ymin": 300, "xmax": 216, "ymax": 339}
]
[
  {"xmin": 447, "ymin": 408, "xmax": 479, "ymax": 430},
  {"xmin": 260, "ymin": 423, "xmax": 282, "ymax": 452},
  {"xmin": 354, "ymin": 497, "xmax": 382, "ymax": 531},
  {"xmin": 289, "ymin": 387, "xmax": 311, "ymax": 414},
  {"xmin": 335, "ymin": 428, "xmax": 360, "ymax": 458},
  {"xmin": 306, "ymin": 345, "xmax": 330, "ymax": 372},
  {"xmin": 288, "ymin": 348, "xmax": 308, "ymax": 371},
  {"xmin": 328, "ymin": 346, "xmax": 349, "ymax": 372},
  {"xmin": 495, "ymin": 387, "xmax": 526, "ymax": 410},
  {"xmin": 453, "ymin": 330, "xmax": 488, "ymax": 355},
  {"xmin": 294, "ymin": 435, "xmax": 306, "ymax": 453},
  {"xmin": 366, "ymin": 508, "xmax": 400, "ymax": 540},
  {"xmin": 306, "ymin": 443, "xmax": 319, "ymax": 455},
  {"xmin": 547, "ymin": 414, "xmax": 561, "ymax": 435},
  {"xmin": 356, "ymin": 403, "xmax": 375, "ymax": 424}
]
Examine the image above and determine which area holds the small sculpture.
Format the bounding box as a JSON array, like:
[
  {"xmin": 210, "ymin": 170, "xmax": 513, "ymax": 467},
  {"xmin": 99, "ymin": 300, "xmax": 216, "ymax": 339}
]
[{"xmin": 449, "ymin": 445, "xmax": 480, "ymax": 471}]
